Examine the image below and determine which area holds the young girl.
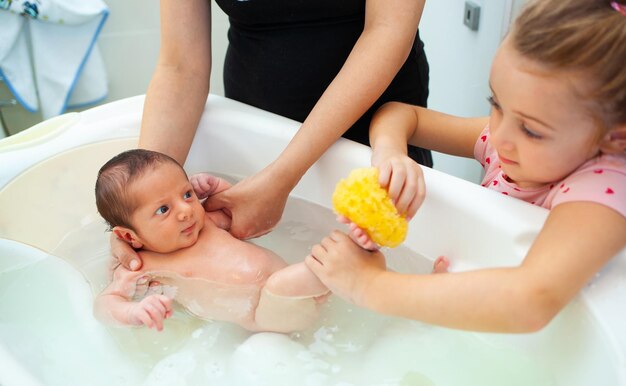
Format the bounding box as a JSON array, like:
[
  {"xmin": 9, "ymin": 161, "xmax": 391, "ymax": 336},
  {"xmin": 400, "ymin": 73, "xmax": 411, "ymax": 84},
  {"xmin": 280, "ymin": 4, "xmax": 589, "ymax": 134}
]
[{"xmin": 305, "ymin": 0, "xmax": 626, "ymax": 333}]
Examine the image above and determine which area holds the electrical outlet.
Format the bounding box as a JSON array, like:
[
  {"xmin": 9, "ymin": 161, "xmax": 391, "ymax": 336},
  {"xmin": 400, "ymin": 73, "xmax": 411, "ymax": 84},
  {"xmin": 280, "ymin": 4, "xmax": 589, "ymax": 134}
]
[{"xmin": 463, "ymin": 1, "xmax": 481, "ymax": 31}]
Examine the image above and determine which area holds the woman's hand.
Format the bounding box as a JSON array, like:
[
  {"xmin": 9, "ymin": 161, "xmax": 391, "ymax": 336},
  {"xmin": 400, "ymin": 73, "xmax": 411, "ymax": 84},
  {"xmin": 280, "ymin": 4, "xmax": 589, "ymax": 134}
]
[
  {"xmin": 372, "ymin": 148, "xmax": 425, "ymax": 220},
  {"xmin": 305, "ymin": 230, "xmax": 387, "ymax": 306},
  {"xmin": 110, "ymin": 233, "xmax": 142, "ymax": 271},
  {"xmin": 203, "ymin": 168, "xmax": 290, "ymax": 239}
]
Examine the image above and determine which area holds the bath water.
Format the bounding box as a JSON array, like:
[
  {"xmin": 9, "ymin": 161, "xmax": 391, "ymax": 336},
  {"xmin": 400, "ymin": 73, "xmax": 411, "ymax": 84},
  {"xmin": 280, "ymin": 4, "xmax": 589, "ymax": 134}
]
[{"xmin": 0, "ymin": 197, "xmax": 619, "ymax": 386}]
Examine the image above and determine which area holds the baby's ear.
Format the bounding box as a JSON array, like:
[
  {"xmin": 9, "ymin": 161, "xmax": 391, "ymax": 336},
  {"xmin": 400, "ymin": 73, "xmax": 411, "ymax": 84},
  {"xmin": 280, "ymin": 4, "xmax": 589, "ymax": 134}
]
[
  {"xmin": 600, "ymin": 126, "xmax": 626, "ymax": 154},
  {"xmin": 112, "ymin": 226, "xmax": 144, "ymax": 249}
]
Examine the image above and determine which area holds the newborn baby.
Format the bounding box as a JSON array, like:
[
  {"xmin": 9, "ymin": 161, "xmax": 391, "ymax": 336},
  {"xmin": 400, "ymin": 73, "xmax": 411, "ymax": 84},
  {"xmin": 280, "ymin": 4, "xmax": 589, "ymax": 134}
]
[{"xmin": 94, "ymin": 149, "xmax": 328, "ymax": 333}]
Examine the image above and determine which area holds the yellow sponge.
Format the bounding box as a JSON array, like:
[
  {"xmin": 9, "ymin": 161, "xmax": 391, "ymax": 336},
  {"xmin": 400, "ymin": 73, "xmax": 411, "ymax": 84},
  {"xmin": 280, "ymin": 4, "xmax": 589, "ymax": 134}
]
[{"xmin": 332, "ymin": 167, "xmax": 407, "ymax": 248}]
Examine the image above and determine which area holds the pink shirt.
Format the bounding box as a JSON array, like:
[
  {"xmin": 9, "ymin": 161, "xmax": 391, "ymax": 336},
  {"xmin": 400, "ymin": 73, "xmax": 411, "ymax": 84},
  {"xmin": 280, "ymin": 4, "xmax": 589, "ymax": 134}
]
[{"xmin": 474, "ymin": 126, "xmax": 626, "ymax": 218}]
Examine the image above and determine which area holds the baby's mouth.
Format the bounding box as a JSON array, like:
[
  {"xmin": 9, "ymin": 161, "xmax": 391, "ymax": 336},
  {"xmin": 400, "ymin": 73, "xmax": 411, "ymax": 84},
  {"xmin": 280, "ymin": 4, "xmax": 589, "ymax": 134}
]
[{"xmin": 182, "ymin": 222, "xmax": 196, "ymax": 234}]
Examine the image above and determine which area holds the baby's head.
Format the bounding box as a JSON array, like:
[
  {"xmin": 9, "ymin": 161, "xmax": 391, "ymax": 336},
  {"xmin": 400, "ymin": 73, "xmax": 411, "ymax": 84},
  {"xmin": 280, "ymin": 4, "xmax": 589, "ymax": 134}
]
[
  {"xmin": 95, "ymin": 149, "xmax": 205, "ymax": 253},
  {"xmin": 486, "ymin": 0, "xmax": 626, "ymax": 188}
]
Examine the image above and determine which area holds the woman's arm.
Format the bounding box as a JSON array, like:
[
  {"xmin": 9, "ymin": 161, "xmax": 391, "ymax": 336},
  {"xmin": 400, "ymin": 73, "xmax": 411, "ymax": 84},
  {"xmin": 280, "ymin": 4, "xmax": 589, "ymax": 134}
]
[
  {"xmin": 306, "ymin": 202, "xmax": 626, "ymax": 332},
  {"xmin": 139, "ymin": 0, "xmax": 212, "ymax": 165},
  {"xmin": 204, "ymin": 1, "xmax": 427, "ymax": 239}
]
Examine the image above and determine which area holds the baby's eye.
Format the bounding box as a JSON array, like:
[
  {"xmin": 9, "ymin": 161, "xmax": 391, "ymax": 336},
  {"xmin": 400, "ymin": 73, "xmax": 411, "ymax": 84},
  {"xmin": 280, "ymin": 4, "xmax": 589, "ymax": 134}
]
[
  {"xmin": 183, "ymin": 190, "xmax": 193, "ymax": 200},
  {"xmin": 155, "ymin": 205, "xmax": 169, "ymax": 215}
]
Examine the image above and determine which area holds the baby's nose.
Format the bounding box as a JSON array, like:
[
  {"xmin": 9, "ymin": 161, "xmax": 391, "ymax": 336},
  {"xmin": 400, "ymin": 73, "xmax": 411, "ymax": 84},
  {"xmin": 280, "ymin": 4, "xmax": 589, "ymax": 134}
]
[{"xmin": 177, "ymin": 203, "xmax": 192, "ymax": 220}]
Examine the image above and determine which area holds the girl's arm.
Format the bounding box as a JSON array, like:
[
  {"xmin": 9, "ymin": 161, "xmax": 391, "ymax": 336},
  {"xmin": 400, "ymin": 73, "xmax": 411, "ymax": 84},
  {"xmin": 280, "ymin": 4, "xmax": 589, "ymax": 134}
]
[
  {"xmin": 368, "ymin": 102, "xmax": 488, "ymax": 218},
  {"xmin": 306, "ymin": 202, "xmax": 626, "ymax": 332},
  {"xmin": 139, "ymin": 0, "xmax": 212, "ymax": 165},
  {"xmin": 203, "ymin": 1, "xmax": 426, "ymax": 239},
  {"xmin": 370, "ymin": 102, "xmax": 488, "ymax": 161}
]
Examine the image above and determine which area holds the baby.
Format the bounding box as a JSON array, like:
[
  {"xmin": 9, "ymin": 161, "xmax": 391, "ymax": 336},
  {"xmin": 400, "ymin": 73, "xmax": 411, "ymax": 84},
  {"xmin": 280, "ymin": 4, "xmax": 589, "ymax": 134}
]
[{"xmin": 93, "ymin": 149, "xmax": 328, "ymax": 333}]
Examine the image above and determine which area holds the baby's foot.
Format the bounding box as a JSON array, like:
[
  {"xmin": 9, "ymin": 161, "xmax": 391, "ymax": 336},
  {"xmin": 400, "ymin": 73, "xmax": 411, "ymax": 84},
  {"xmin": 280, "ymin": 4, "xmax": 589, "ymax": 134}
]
[{"xmin": 432, "ymin": 256, "xmax": 449, "ymax": 274}]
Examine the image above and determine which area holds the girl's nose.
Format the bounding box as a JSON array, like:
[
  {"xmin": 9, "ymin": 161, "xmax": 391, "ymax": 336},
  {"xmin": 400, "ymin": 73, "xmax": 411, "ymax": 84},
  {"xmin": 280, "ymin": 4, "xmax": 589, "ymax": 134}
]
[{"xmin": 490, "ymin": 118, "xmax": 515, "ymax": 151}]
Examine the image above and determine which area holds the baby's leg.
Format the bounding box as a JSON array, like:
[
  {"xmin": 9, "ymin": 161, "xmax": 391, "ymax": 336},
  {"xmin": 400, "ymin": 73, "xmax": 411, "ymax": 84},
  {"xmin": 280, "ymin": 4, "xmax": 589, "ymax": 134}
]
[
  {"xmin": 253, "ymin": 263, "xmax": 329, "ymax": 332},
  {"xmin": 265, "ymin": 262, "xmax": 329, "ymax": 298}
]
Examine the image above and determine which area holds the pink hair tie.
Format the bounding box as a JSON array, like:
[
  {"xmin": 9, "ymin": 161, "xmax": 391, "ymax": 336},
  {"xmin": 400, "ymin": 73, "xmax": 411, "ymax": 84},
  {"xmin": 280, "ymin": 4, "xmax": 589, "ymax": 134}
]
[{"xmin": 611, "ymin": 1, "xmax": 626, "ymax": 16}]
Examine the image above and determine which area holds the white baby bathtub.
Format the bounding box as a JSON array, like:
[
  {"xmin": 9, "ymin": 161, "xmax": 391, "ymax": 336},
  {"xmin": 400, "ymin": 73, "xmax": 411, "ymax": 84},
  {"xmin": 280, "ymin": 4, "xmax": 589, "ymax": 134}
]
[{"xmin": 0, "ymin": 95, "xmax": 625, "ymax": 385}]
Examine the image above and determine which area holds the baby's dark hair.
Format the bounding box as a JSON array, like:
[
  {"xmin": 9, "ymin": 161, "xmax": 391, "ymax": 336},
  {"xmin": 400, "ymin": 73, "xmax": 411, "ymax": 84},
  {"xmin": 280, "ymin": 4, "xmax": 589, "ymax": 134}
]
[
  {"xmin": 95, "ymin": 149, "xmax": 184, "ymax": 230},
  {"xmin": 512, "ymin": 0, "xmax": 626, "ymax": 129}
]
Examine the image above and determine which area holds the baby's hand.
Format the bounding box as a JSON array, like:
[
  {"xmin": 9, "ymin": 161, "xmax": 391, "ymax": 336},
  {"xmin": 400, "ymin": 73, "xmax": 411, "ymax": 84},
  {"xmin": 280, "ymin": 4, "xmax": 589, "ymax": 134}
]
[
  {"xmin": 337, "ymin": 215, "xmax": 379, "ymax": 251},
  {"xmin": 372, "ymin": 152, "xmax": 425, "ymax": 220},
  {"xmin": 127, "ymin": 294, "xmax": 173, "ymax": 331},
  {"xmin": 190, "ymin": 173, "xmax": 219, "ymax": 200}
]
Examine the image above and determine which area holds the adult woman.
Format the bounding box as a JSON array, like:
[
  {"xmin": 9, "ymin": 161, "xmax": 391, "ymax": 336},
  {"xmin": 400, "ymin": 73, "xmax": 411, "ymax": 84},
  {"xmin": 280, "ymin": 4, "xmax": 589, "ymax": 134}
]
[{"xmin": 118, "ymin": 0, "xmax": 429, "ymax": 270}]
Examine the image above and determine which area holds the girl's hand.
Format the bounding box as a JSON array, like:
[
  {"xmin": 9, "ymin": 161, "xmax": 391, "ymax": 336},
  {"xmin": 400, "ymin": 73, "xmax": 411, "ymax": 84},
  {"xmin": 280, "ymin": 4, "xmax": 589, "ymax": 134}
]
[
  {"xmin": 336, "ymin": 215, "xmax": 379, "ymax": 251},
  {"xmin": 190, "ymin": 173, "xmax": 220, "ymax": 199},
  {"xmin": 127, "ymin": 294, "xmax": 173, "ymax": 331},
  {"xmin": 372, "ymin": 149, "xmax": 425, "ymax": 220},
  {"xmin": 110, "ymin": 233, "xmax": 142, "ymax": 271},
  {"xmin": 305, "ymin": 230, "xmax": 387, "ymax": 306}
]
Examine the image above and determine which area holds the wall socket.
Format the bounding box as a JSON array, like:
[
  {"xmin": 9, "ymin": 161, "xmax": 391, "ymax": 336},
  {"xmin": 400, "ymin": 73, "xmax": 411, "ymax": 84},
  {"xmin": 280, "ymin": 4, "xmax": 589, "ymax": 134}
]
[{"xmin": 463, "ymin": 1, "xmax": 481, "ymax": 31}]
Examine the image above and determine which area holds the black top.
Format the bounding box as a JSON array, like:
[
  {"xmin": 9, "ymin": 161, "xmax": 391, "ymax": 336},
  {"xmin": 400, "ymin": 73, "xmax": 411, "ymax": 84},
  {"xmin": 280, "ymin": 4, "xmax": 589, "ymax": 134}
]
[{"xmin": 214, "ymin": 0, "xmax": 431, "ymax": 166}]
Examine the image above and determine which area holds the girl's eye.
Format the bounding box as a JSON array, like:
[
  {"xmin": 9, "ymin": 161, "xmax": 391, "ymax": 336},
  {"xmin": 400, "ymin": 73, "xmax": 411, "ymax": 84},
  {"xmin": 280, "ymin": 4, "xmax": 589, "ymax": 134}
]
[
  {"xmin": 486, "ymin": 96, "xmax": 501, "ymax": 110},
  {"xmin": 522, "ymin": 125, "xmax": 542, "ymax": 139},
  {"xmin": 155, "ymin": 205, "xmax": 169, "ymax": 215},
  {"xmin": 184, "ymin": 191, "xmax": 193, "ymax": 200}
]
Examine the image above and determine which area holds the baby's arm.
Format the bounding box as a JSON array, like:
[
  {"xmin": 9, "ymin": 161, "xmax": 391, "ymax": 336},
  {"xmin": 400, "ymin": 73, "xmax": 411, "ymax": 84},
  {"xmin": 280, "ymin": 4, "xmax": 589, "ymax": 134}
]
[
  {"xmin": 190, "ymin": 172, "xmax": 232, "ymax": 199},
  {"xmin": 94, "ymin": 269, "xmax": 173, "ymax": 331},
  {"xmin": 190, "ymin": 173, "xmax": 233, "ymax": 229}
]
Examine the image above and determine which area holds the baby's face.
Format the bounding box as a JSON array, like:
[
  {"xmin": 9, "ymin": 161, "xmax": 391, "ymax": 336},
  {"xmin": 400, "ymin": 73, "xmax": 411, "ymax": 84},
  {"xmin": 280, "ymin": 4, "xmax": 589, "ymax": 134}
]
[{"xmin": 128, "ymin": 162, "xmax": 205, "ymax": 253}]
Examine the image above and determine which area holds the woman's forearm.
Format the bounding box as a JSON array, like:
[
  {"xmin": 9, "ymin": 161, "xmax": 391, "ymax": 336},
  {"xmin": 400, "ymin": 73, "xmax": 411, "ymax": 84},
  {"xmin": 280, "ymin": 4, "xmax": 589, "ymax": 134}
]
[
  {"xmin": 139, "ymin": 0, "xmax": 212, "ymax": 165},
  {"xmin": 270, "ymin": 2, "xmax": 424, "ymax": 186},
  {"xmin": 140, "ymin": 66, "xmax": 210, "ymax": 165}
]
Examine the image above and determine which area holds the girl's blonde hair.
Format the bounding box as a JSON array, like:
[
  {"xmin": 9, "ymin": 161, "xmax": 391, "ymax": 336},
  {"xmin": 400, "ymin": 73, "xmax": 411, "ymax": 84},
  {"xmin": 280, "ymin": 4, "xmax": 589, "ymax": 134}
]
[{"xmin": 512, "ymin": 0, "xmax": 626, "ymax": 129}]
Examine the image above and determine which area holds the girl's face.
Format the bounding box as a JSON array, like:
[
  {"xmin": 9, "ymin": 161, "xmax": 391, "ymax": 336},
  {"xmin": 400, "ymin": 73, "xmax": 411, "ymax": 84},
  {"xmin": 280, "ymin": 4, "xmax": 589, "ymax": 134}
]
[
  {"xmin": 487, "ymin": 37, "xmax": 604, "ymax": 188},
  {"xmin": 127, "ymin": 162, "xmax": 205, "ymax": 253}
]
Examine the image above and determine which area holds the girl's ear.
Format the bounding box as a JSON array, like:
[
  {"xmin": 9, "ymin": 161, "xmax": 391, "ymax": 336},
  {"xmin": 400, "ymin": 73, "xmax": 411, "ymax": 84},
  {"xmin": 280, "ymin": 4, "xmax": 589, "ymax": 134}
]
[
  {"xmin": 112, "ymin": 226, "xmax": 144, "ymax": 249},
  {"xmin": 599, "ymin": 126, "xmax": 626, "ymax": 154}
]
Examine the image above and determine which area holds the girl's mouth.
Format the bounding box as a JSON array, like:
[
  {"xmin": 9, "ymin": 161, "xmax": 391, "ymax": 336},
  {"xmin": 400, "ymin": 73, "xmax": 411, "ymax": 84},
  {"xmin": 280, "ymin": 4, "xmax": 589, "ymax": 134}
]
[{"xmin": 499, "ymin": 154, "xmax": 517, "ymax": 165}]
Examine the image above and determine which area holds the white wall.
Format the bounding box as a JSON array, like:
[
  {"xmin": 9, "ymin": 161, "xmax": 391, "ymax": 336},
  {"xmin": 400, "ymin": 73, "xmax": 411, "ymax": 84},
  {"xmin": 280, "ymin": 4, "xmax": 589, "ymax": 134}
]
[{"xmin": 1, "ymin": 0, "xmax": 528, "ymax": 183}]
